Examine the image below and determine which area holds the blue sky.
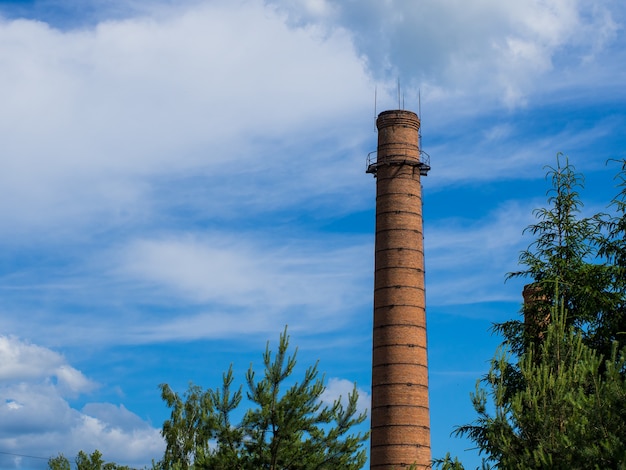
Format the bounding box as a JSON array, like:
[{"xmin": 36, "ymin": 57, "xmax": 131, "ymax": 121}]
[{"xmin": 0, "ymin": 0, "xmax": 625, "ymax": 468}]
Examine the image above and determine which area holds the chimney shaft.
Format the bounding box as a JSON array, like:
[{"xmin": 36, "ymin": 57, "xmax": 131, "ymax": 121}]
[{"xmin": 369, "ymin": 110, "xmax": 431, "ymax": 469}]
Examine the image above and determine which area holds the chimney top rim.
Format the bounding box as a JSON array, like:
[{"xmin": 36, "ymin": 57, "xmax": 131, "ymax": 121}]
[{"xmin": 377, "ymin": 109, "xmax": 419, "ymax": 118}]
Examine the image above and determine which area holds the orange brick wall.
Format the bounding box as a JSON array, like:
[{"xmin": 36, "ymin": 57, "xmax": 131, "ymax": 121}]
[{"xmin": 370, "ymin": 110, "xmax": 431, "ymax": 469}]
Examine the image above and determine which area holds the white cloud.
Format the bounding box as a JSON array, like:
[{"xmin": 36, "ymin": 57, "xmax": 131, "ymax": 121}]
[
  {"xmin": 0, "ymin": 336, "xmax": 95, "ymax": 394},
  {"xmin": 270, "ymin": 0, "xmax": 623, "ymax": 107},
  {"xmin": 56, "ymin": 365, "xmax": 98, "ymax": 396},
  {"xmin": 122, "ymin": 234, "xmax": 368, "ymax": 307},
  {"xmin": 118, "ymin": 233, "xmax": 372, "ymax": 341},
  {"xmin": 0, "ymin": 0, "xmax": 618, "ymax": 353},
  {"xmin": 0, "ymin": 336, "xmax": 62, "ymax": 380},
  {"xmin": 321, "ymin": 377, "xmax": 369, "ymax": 417},
  {"xmin": 0, "ymin": 0, "xmax": 621, "ymax": 246},
  {"xmin": 0, "ymin": 336, "xmax": 163, "ymax": 467},
  {"xmin": 0, "ymin": 0, "xmax": 372, "ymax": 237},
  {"xmin": 68, "ymin": 411, "xmax": 163, "ymax": 463},
  {"xmin": 0, "ymin": 226, "xmax": 375, "ymax": 347}
]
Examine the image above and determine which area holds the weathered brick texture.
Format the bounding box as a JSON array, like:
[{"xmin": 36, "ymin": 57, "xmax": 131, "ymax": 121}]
[
  {"xmin": 370, "ymin": 403, "xmax": 430, "ymax": 425},
  {"xmin": 375, "ymin": 249, "xmax": 425, "ymax": 270},
  {"xmin": 374, "ymin": 285, "xmax": 426, "ymax": 309},
  {"xmin": 370, "ymin": 110, "xmax": 431, "ymax": 470},
  {"xmin": 371, "ymin": 445, "xmax": 432, "ymax": 470},
  {"xmin": 373, "ymin": 324, "xmax": 428, "ymax": 346}
]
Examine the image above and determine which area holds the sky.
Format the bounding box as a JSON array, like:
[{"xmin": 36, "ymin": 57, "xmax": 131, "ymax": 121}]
[{"xmin": 0, "ymin": 0, "xmax": 625, "ymax": 468}]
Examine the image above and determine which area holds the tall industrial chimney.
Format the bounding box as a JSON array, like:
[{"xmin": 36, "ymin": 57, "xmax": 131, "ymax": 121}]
[{"xmin": 367, "ymin": 109, "xmax": 431, "ymax": 469}]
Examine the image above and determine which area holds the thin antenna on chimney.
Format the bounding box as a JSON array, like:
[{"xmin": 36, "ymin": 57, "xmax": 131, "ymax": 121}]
[
  {"xmin": 374, "ymin": 86, "xmax": 378, "ymax": 130},
  {"xmin": 397, "ymin": 77, "xmax": 401, "ymax": 109},
  {"xmin": 418, "ymin": 89, "xmax": 422, "ymax": 148},
  {"xmin": 418, "ymin": 89, "xmax": 421, "ymax": 118}
]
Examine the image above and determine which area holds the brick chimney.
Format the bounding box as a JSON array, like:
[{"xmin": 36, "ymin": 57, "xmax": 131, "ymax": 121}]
[
  {"xmin": 367, "ymin": 110, "xmax": 431, "ymax": 469},
  {"xmin": 522, "ymin": 283, "xmax": 551, "ymax": 343}
]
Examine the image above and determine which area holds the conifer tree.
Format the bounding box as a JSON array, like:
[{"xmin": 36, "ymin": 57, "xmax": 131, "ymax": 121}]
[
  {"xmin": 48, "ymin": 450, "xmax": 134, "ymax": 470},
  {"xmin": 436, "ymin": 156, "xmax": 626, "ymax": 469},
  {"xmin": 157, "ymin": 328, "xmax": 368, "ymax": 470},
  {"xmin": 441, "ymin": 292, "xmax": 626, "ymax": 469},
  {"xmin": 596, "ymin": 158, "xmax": 626, "ymax": 354},
  {"xmin": 498, "ymin": 154, "xmax": 619, "ymax": 357}
]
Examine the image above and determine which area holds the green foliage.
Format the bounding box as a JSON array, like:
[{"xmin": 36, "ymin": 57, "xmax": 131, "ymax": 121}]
[
  {"xmin": 48, "ymin": 454, "xmax": 71, "ymax": 470},
  {"xmin": 595, "ymin": 158, "xmax": 626, "ymax": 352},
  {"xmin": 454, "ymin": 299, "xmax": 626, "ymax": 469},
  {"xmin": 157, "ymin": 327, "xmax": 368, "ymax": 469},
  {"xmin": 500, "ymin": 154, "xmax": 623, "ymax": 358},
  {"xmin": 432, "ymin": 453, "xmax": 473, "ymax": 470},
  {"xmin": 48, "ymin": 450, "xmax": 136, "ymax": 470},
  {"xmin": 437, "ymin": 156, "xmax": 626, "ymax": 469},
  {"xmin": 76, "ymin": 450, "xmax": 105, "ymax": 470}
]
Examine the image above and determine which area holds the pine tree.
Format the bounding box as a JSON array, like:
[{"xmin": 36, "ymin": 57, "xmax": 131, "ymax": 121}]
[
  {"xmin": 498, "ymin": 154, "xmax": 619, "ymax": 357},
  {"xmin": 48, "ymin": 450, "xmax": 135, "ymax": 470},
  {"xmin": 595, "ymin": 158, "xmax": 626, "ymax": 354},
  {"xmin": 448, "ymin": 293, "xmax": 626, "ymax": 469},
  {"xmin": 436, "ymin": 156, "xmax": 626, "ymax": 469},
  {"xmin": 157, "ymin": 327, "xmax": 368, "ymax": 470}
]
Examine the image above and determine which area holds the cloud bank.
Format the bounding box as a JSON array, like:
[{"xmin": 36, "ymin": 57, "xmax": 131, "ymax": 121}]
[
  {"xmin": 0, "ymin": 337, "xmax": 163, "ymax": 468},
  {"xmin": 271, "ymin": 0, "xmax": 623, "ymax": 107}
]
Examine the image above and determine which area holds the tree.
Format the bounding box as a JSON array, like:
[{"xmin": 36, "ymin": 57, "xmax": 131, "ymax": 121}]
[
  {"xmin": 595, "ymin": 158, "xmax": 626, "ymax": 354},
  {"xmin": 48, "ymin": 450, "xmax": 135, "ymax": 470},
  {"xmin": 48, "ymin": 454, "xmax": 71, "ymax": 470},
  {"xmin": 436, "ymin": 156, "xmax": 626, "ymax": 469},
  {"xmin": 452, "ymin": 295, "xmax": 626, "ymax": 469},
  {"xmin": 498, "ymin": 154, "xmax": 621, "ymax": 358},
  {"xmin": 157, "ymin": 327, "xmax": 368, "ymax": 469},
  {"xmin": 75, "ymin": 450, "xmax": 105, "ymax": 470}
]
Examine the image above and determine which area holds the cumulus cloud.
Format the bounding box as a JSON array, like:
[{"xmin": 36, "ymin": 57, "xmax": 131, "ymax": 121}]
[
  {"xmin": 0, "ymin": 336, "xmax": 95, "ymax": 394},
  {"xmin": 0, "ymin": 336, "xmax": 162, "ymax": 468},
  {"xmin": 0, "ymin": 0, "xmax": 372, "ymax": 238},
  {"xmin": 0, "ymin": 0, "xmax": 377, "ymax": 349},
  {"xmin": 271, "ymin": 0, "xmax": 623, "ymax": 107},
  {"xmin": 321, "ymin": 377, "xmax": 369, "ymax": 417},
  {"xmin": 0, "ymin": 0, "xmax": 617, "ymax": 353}
]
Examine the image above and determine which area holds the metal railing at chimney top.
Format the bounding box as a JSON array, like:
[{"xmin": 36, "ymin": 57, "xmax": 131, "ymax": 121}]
[{"xmin": 366, "ymin": 149, "xmax": 431, "ymax": 176}]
